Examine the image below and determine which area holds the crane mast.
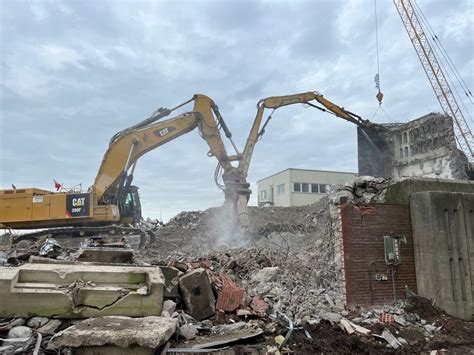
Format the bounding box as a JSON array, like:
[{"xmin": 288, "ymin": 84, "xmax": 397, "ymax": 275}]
[{"xmin": 393, "ymin": 0, "xmax": 473, "ymax": 162}]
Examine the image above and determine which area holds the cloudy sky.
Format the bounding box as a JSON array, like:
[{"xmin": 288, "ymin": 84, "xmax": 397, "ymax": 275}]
[{"xmin": 1, "ymin": 0, "xmax": 472, "ymax": 221}]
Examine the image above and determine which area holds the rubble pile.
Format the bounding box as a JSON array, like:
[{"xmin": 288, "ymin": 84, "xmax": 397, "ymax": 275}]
[
  {"xmin": 328, "ymin": 175, "xmax": 390, "ymax": 204},
  {"xmin": 137, "ymin": 177, "xmax": 390, "ymax": 323},
  {"xmin": 1, "ymin": 287, "xmax": 473, "ymax": 353},
  {"xmin": 2, "ymin": 176, "xmax": 474, "ymax": 353}
]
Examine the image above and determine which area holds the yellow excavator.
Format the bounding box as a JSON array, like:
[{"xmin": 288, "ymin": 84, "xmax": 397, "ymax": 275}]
[
  {"xmin": 1, "ymin": 90, "xmax": 369, "ymax": 242},
  {"xmin": 0, "ymin": 94, "xmax": 248, "ymax": 242}
]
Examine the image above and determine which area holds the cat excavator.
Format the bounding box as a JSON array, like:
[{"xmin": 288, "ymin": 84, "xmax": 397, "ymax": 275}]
[
  {"xmin": 0, "ymin": 94, "xmax": 248, "ymax": 243},
  {"xmin": 1, "ymin": 90, "xmax": 370, "ymax": 243}
]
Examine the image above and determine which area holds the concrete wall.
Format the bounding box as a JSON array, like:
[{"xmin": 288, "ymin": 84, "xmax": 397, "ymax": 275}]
[
  {"xmin": 410, "ymin": 191, "xmax": 474, "ymax": 321},
  {"xmin": 358, "ymin": 113, "xmax": 469, "ymax": 180},
  {"xmin": 257, "ymin": 168, "xmax": 357, "ymax": 207},
  {"xmin": 340, "ymin": 204, "xmax": 417, "ymax": 306},
  {"xmin": 385, "ymin": 178, "xmax": 474, "ymax": 205}
]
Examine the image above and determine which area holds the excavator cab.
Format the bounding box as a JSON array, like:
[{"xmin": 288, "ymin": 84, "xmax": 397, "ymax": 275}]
[{"xmin": 119, "ymin": 186, "xmax": 142, "ymax": 224}]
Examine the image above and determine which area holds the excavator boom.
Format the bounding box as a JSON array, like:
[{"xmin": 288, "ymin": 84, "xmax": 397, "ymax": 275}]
[
  {"xmin": 239, "ymin": 91, "xmax": 370, "ymax": 178},
  {"xmin": 0, "ymin": 94, "xmax": 244, "ymax": 233}
]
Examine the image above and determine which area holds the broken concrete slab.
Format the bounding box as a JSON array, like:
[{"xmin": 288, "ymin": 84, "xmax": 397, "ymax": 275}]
[
  {"xmin": 48, "ymin": 316, "xmax": 178, "ymax": 350},
  {"xmin": 0, "ymin": 262, "xmax": 165, "ymax": 318},
  {"xmin": 179, "ymin": 268, "xmax": 215, "ymax": 321},
  {"xmin": 28, "ymin": 256, "xmax": 180, "ymax": 299}
]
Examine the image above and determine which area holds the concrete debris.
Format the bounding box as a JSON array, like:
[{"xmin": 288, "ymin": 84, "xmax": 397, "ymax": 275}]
[
  {"xmin": 26, "ymin": 316, "xmax": 49, "ymax": 328},
  {"xmin": 317, "ymin": 310, "xmax": 343, "ymax": 323},
  {"xmin": 48, "ymin": 316, "xmax": 178, "ymax": 350},
  {"xmin": 9, "ymin": 318, "xmax": 26, "ymax": 327},
  {"xmin": 39, "ymin": 238, "xmax": 61, "ymax": 257},
  {"xmin": 179, "ymin": 268, "xmax": 216, "ymax": 321},
  {"xmin": 7, "ymin": 325, "xmax": 33, "ymax": 340},
  {"xmin": 393, "ymin": 314, "xmax": 407, "ymax": 326},
  {"xmin": 250, "ymin": 267, "xmax": 279, "ymax": 283},
  {"xmin": 162, "ymin": 300, "xmax": 177, "ymax": 317},
  {"xmin": 330, "ymin": 176, "xmax": 389, "ymax": 204},
  {"xmin": 380, "ymin": 328, "xmax": 404, "ymax": 349},
  {"xmin": 37, "ymin": 319, "xmax": 62, "ymax": 334},
  {"xmin": 0, "ymin": 262, "xmax": 165, "ymax": 318},
  {"xmin": 349, "ymin": 321, "xmax": 371, "ymax": 336},
  {"xmin": 178, "ymin": 323, "xmax": 198, "ymax": 340},
  {"xmin": 340, "ymin": 318, "xmax": 355, "ymax": 335}
]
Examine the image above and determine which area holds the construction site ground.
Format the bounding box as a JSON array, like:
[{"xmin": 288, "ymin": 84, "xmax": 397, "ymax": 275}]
[{"xmin": 2, "ymin": 194, "xmax": 474, "ymax": 354}]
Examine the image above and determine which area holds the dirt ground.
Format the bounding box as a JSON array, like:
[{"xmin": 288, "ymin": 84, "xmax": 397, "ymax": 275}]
[{"xmin": 281, "ymin": 296, "xmax": 474, "ymax": 354}]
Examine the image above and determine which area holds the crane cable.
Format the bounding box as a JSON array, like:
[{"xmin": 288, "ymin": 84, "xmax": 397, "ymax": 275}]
[
  {"xmin": 413, "ymin": 0, "xmax": 473, "ymax": 105},
  {"xmin": 372, "ymin": 0, "xmax": 393, "ymax": 122},
  {"xmin": 374, "ymin": 0, "xmax": 383, "ymax": 106},
  {"xmin": 412, "ymin": 0, "xmax": 473, "ymax": 125}
]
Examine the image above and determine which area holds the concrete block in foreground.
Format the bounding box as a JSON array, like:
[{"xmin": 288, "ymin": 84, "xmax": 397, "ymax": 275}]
[
  {"xmin": 0, "ymin": 263, "xmax": 164, "ymax": 318},
  {"xmin": 411, "ymin": 191, "xmax": 474, "ymax": 321},
  {"xmin": 48, "ymin": 316, "xmax": 177, "ymax": 351},
  {"xmin": 179, "ymin": 267, "xmax": 216, "ymax": 320}
]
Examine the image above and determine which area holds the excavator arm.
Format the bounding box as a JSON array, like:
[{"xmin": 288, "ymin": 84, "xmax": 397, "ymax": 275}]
[
  {"xmin": 0, "ymin": 94, "xmax": 246, "ymax": 233},
  {"xmin": 92, "ymin": 94, "xmax": 242, "ymax": 209},
  {"xmin": 239, "ymin": 91, "xmax": 370, "ymax": 177}
]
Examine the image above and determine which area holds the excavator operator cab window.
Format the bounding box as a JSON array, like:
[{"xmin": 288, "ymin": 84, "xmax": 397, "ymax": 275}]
[
  {"xmin": 124, "ymin": 192, "xmax": 133, "ymax": 208},
  {"xmin": 120, "ymin": 187, "xmax": 142, "ymax": 223}
]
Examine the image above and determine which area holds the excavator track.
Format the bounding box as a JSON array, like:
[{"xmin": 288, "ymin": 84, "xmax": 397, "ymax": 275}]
[{"xmin": 12, "ymin": 225, "xmax": 148, "ymax": 249}]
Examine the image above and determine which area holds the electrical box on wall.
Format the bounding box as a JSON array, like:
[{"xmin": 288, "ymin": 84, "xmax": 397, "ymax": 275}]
[{"xmin": 384, "ymin": 235, "xmax": 404, "ymax": 265}]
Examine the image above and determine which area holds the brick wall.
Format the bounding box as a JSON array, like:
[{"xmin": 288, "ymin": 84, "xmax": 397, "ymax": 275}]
[{"xmin": 340, "ymin": 203, "xmax": 417, "ymax": 306}]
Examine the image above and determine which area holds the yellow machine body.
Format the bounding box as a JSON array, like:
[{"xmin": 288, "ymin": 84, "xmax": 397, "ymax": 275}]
[{"xmin": 0, "ymin": 188, "xmax": 119, "ymax": 229}]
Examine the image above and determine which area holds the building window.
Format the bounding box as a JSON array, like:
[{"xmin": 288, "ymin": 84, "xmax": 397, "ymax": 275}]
[
  {"xmin": 311, "ymin": 183, "xmax": 319, "ymax": 193},
  {"xmin": 293, "ymin": 183, "xmax": 301, "ymax": 192},
  {"xmin": 261, "ymin": 190, "xmax": 267, "ymax": 199},
  {"xmin": 403, "ymin": 132, "xmax": 408, "ymax": 144},
  {"xmin": 319, "ymin": 184, "xmax": 327, "ymax": 193},
  {"xmin": 302, "ymin": 183, "xmax": 310, "ymax": 193},
  {"xmin": 404, "ymin": 146, "xmax": 409, "ymax": 157},
  {"xmin": 277, "ymin": 184, "xmax": 285, "ymax": 195}
]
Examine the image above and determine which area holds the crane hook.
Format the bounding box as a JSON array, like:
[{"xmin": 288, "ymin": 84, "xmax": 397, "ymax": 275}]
[{"xmin": 376, "ymin": 91, "xmax": 384, "ymax": 105}]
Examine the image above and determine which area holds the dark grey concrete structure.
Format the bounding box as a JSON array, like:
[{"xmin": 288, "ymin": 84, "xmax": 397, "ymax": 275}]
[
  {"xmin": 385, "ymin": 178, "xmax": 474, "ymax": 205},
  {"xmin": 410, "ymin": 191, "xmax": 474, "ymax": 321}
]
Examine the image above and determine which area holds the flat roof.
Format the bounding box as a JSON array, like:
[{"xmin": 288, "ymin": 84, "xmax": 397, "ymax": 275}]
[{"xmin": 257, "ymin": 168, "xmax": 358, "ymax": 183}]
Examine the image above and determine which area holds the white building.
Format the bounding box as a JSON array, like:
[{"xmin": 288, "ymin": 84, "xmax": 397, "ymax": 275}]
[{"xmin": 257, "ymin": 168, "xmax": 357, "ymax": 207}]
